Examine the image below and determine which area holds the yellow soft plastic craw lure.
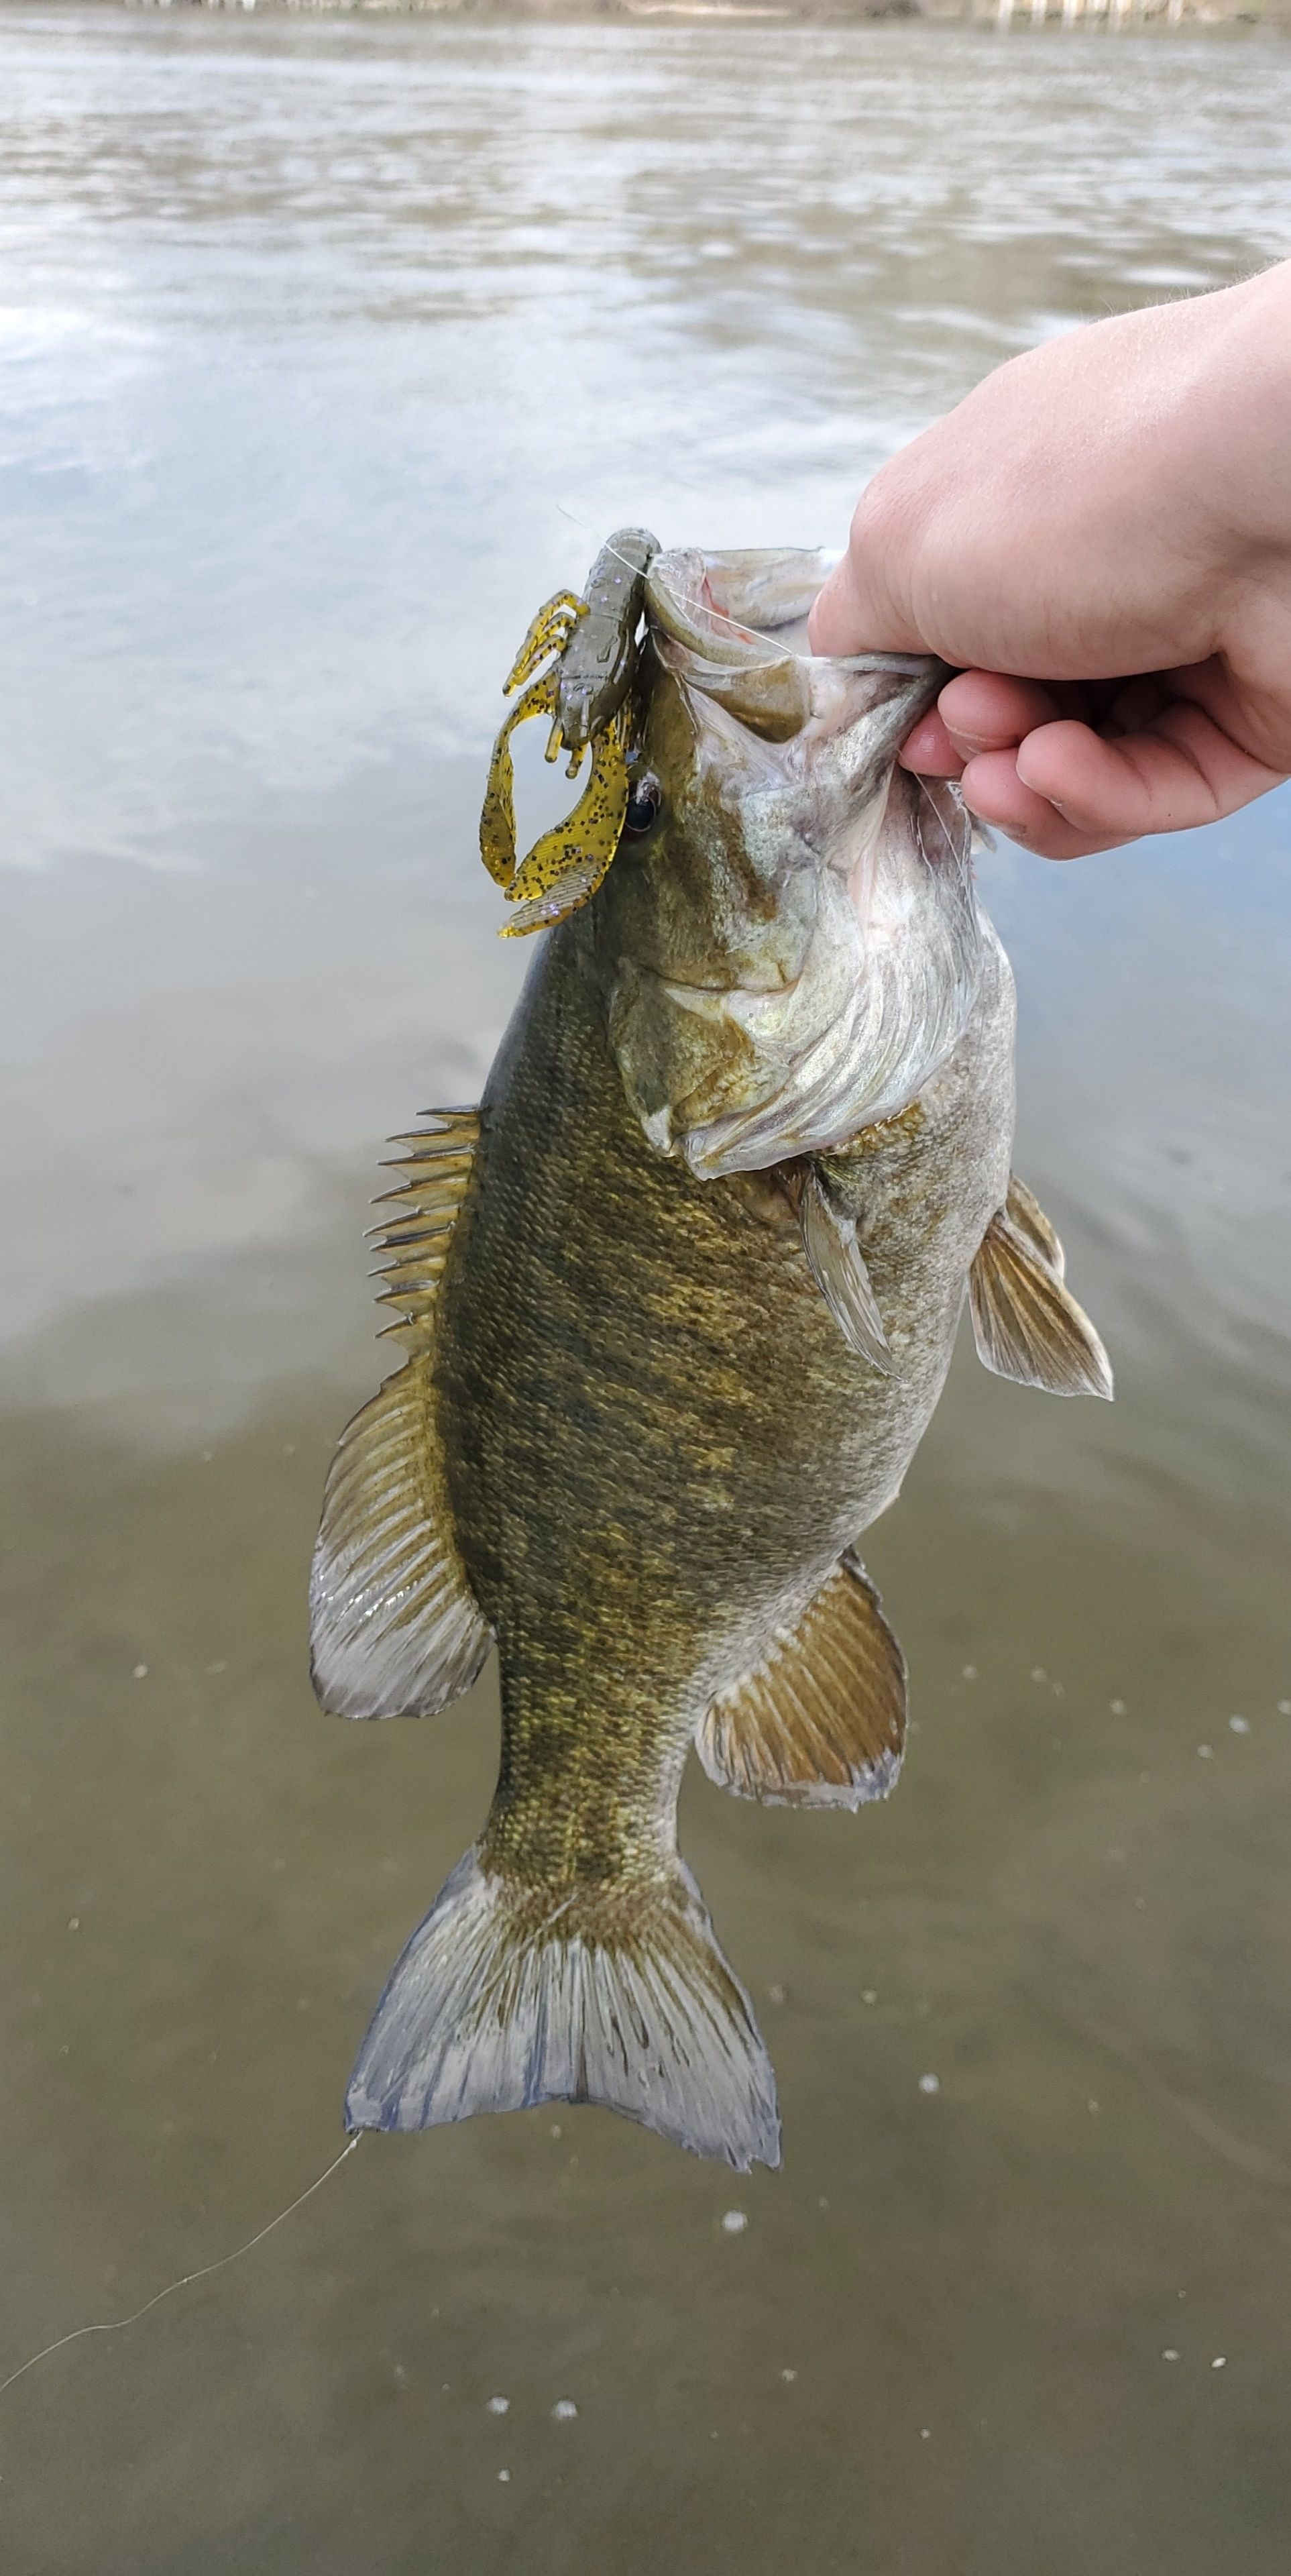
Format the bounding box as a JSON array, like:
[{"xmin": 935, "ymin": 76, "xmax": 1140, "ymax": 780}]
[{"xmin": 480, "ymin": 529, "xmax": 659, "ymax": 938}]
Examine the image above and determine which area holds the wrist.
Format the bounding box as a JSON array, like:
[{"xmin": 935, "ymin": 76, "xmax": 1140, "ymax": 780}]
[{"xmin": 1192, "ymin": 264, "xmax": 1291, "ymax": 561}]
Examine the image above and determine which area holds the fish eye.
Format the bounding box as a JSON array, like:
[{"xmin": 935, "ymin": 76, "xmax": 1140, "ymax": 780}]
[{"xmin": 624, "ymin": 776, "xmax": 662, "ymax": 837}]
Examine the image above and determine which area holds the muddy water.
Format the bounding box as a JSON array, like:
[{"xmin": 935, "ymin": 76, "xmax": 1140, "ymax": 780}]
[{"xmin": 1, "ymin": 9, "xmax": 1289, "ymax": 2570}]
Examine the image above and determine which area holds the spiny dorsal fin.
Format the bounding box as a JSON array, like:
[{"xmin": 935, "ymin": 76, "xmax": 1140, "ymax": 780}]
[
  {"xmin": 970, "ymin": 1181, "xmax": 1113, "ymax": 1400},
  {"xmin": 310, "ymin": 1108, "xmax": 490, "ymax": 1720},
  {"xmin": 696, "ymin": 1551, "xmax": 907, "ymax": 1810},
  {"xmin": 800, "ymin": 1165, "xmax": 893, "ymax": 1373},
  {"xmin": 370, "ymin": 1108, "xmax": 480, "ymax": 1348}
]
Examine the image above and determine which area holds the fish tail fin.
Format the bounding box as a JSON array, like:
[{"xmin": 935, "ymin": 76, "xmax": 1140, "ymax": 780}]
[{"xmin": 345, "ymin": 1849, "xmax": 781, "ymax": 2171}]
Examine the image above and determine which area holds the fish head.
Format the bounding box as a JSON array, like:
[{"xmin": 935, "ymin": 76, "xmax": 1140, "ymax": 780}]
[{"xmin": 587, "ymin": 545, "xmax": 986, "ymax": 1178}]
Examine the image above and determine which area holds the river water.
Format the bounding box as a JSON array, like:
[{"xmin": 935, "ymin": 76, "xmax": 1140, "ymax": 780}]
[{"xmin": 1, "ymin": 7, "xmax": 1289, "ymax": 2569}]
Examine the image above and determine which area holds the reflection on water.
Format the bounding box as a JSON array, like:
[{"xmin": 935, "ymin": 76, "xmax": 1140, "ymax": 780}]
[{"xmin": 1, "ymin": 9, "xmax": 1288, "ymax": 2570}]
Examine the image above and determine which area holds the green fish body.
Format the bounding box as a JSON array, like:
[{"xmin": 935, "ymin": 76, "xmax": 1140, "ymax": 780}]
[{"xmin": 312, "ymin": 545, "xmax": 1112, "ymax": 2169}]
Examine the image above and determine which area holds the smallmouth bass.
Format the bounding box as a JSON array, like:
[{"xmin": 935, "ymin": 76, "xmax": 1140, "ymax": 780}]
[{"xmin": 312, "ymin": 537, "xmax": 1112, "ymax": 2170}]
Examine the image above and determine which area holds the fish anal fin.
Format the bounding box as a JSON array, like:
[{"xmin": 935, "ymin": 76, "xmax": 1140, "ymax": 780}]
[
  {"xmin": 697, "ymin": 1551, "xmax": 907, "ymax": 1810},
  {"xmin": 970, "ymin": 1197, "xmax": 1113, "ymax": 1400},
  {"xmin": 311, "ymin": 1107, "xmax": 490, "ymax": 1719},
  {"xmin": 345, "ymin": 1851, "xmax": 780, "ymax": 2173}
]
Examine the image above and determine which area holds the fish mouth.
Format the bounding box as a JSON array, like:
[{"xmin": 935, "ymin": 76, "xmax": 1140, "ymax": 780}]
[
  {"xmin": 644, "ymin": 548, "xmax": 952, "ymax": 796},
  {"xmin": 608, "ymin": 547, "xmax": 976, "ymax": 1179}
]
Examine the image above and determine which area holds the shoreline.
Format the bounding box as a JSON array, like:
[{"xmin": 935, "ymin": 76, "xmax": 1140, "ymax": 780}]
[{"xmin": 17, "ymin": 0, "xmax": 1288, "ymax": 26}]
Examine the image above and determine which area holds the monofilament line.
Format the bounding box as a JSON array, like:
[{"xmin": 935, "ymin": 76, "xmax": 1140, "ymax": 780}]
[
  {"xmin": 0, "ymin": 2132, "xmax": 361, "ymax": 2398},
  {"xmin": 553, "ymin": 500, "xmax": 932, "ymax": 678}
]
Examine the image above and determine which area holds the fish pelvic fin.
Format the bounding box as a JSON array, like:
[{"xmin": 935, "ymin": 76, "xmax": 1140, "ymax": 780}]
[
  {"xmin": 1001, "ymin": 1171, "xmax": 1065, "ymax": 1277},
  {"xmin": 970, "ymin": 1175, "xmax": 1113, "ymax": 1401},
  {"xmin": 697, "ymin": 1551, "xmax": 907, "ymax": 1810},
  {"xmin": 345, "ymin": 1851, "xmax": 781, "ymax": 2172},
  {"xmin": 311, "ymin": 1110, "xmax": 492, "ymax": 1719}
]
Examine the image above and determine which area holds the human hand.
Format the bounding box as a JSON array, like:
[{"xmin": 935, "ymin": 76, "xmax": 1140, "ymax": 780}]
[{"xmin": 809, "ymin": 265, "xmax": 1291, "ymax": 858}]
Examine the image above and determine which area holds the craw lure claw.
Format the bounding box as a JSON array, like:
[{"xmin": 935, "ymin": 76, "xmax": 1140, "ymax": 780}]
[{"xmin": 479, "ymin": 529, "xmax": 659, "ymax": 936}]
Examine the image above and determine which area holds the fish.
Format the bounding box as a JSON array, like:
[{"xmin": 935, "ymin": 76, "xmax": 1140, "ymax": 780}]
[{"xmin": 311, "ymin": 537, "xmax": 1113, "ymax": 2171}]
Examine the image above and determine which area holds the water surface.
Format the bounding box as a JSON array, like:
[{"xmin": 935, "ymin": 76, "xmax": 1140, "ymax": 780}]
[{"xmin": 1, "ymin": 11, "xmax": 1289, "ymax": 2571}]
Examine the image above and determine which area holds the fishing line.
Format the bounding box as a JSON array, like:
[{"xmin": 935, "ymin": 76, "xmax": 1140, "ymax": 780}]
[
  {"xmin": 553, "ymin": 498, "xmax": 933, "ymax": 679},
  {"xmin": 918, "ymin": 779, "xmax": 972, "ymax": 871},
  {"xmin": 555, "ymin": 499, "xmax": 976, "ymax": 892},
  {"xmin": 0, "ymin": 2132, "xmax": 361, "ymax": 2400},
  {"xmin": 551, "ymin": 500, "xmax": 797, "ymax": 675}
]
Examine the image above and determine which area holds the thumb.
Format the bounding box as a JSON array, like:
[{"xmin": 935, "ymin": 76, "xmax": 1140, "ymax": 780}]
[
  {"xmin": 808, "ymin": 545, "xmax": 883, "ymax": 657},
  {"xmin": 808, "ymin": 500, "xmax": 924, "ymax": 657}
]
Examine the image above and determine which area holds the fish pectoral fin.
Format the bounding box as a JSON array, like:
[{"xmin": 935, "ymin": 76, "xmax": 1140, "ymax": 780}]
[
  {"xmin": 345, "ymin": 1850, "xmax": 781, "ymax": 2173},
  {"xmin": 697, "ymin": 1550, "xmax": 907, "ymax": 1810},
  {"xmin": 970, "ymin": 1191, "xmax": 1113, "ymax": 1400},
  {"xmin": 800, "ymin": 1164, "xmax": 894, "ymax": 1373},
  {"xmin": 311, "ymin": 1108, "xmax": 492, "ymax": 1719}
]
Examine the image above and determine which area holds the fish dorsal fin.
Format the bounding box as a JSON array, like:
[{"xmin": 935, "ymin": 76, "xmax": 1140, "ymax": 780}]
[
  {"xmin": 310, "ymin": 1110, "xmax": 491, "ymax": 1720},
  {"xmin": 696, "ymin": 1551, "xmax": 907, "ymax": 1810},
  {"xmin": 970, "ymin": 1179, "xmax": 1113, "ymax": 1401},
  {"xmin": 800, "ymin": 1165, "xmax": 893, "ymax": 1373},
  {"xmin": 370, "ymin": 1108, "xmax": 480, "ymax": 1347}
]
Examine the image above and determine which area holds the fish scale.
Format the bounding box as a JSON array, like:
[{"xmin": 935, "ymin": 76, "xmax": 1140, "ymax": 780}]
[
  {"xmin": 439, "ymin": 916, "xmax": 1014, "ymax": 1886},
  {"xmin": 312, "ymin": 539, "xmax": 1112, "ymax": 2169}
]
